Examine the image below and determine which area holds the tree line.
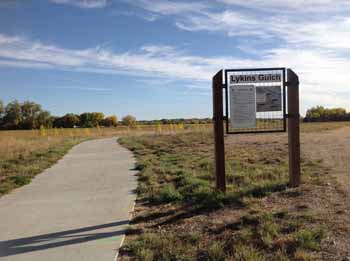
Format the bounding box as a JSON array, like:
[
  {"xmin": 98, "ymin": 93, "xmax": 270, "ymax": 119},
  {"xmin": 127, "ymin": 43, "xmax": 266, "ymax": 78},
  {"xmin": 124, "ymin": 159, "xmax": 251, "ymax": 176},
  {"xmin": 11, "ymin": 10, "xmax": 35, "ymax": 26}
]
[
  {"xmin": 137, "ymin": 118, "xmax": 212, "ymax": 125},
  {"xmin": 0, "ymin": 100, "xmax": 136, "ymax": 130},
  {"xmin": 303, "ymin": 106, "xmax": 350, "ymax": 122}
]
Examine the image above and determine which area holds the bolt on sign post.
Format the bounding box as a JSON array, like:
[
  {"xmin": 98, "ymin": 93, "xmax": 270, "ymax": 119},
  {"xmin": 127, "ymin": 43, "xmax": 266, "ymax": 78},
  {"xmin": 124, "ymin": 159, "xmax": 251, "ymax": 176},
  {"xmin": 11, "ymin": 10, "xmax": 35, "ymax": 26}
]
[{"xmin": 212, "ymin": 68, "xmax": 300, "ymax": 192}]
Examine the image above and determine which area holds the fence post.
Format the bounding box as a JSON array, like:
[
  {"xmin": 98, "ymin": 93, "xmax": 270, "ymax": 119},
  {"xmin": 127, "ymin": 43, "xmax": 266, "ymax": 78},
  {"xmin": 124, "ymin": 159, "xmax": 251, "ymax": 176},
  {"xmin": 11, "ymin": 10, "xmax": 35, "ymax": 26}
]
[
  {"xmin": 212, "ymin": 70, "xmax": 226, "ymax": 192},
  {"xmin": 287, "ymin": 69, "xmax": 301, "ymax": 187}
]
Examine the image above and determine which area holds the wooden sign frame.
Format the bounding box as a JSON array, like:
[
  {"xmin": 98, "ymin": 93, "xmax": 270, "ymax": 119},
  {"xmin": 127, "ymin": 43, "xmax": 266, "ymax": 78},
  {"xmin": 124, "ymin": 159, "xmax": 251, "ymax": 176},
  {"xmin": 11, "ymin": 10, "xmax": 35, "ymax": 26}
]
[{"xmin": 212, "ymin": 68, "xmax": 300, "ymax": 192}]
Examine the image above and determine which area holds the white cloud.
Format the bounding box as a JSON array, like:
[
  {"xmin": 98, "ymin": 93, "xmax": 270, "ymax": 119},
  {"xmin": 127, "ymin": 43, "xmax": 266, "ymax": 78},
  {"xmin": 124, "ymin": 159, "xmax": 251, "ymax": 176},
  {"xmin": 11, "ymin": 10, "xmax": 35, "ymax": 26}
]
[
  {"xmin": 0, "ymin": 34, "xmax": 21, "ymax": 45},
  {"xmin": 175, "ymin": 10, "xmax": 272, "ymax": 39},
  {"xmin": 48, "ymin": 86, "xmax": 113, "ymax": 92},
  {"xmin": 173, "ymin": 8, "xmax": 350, "ymax": 51},
  {"xmin": 0, "ymin": 0, "xmax": 17, "ymax": 8},
  {"xmin": 0, "ymin": 34, "xmax": 213, "ymax": 81},
  {"xmin": 50, "ymin": 0, "xmax": 108, "ymax": 9},
  {"xmin": 111, "ymin": 10, "xmax": 159, "ymax": 22},
  {"xmin": 158, "ymin": 0, "xmax": 350, "ymax": 111},
  {"xmin": 219, "ymin": 0, "xmax": 350, "ymax": 13},
  {"xmin": 128, "ymin": 0, "xmax": 208, "ymax": 15},
  {"xmin": 1, "ymin": 32, "xmax": 350, "ymax": 113}
]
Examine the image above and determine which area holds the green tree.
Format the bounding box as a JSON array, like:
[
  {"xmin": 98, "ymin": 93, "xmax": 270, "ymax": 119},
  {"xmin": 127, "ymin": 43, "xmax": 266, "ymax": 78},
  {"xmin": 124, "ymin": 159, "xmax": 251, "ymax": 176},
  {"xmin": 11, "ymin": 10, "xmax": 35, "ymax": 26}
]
[
  {"xmin": 305, "ymin": 105, "xmax": 350, "ymax": 122},
  {"xmin": 0, "ymin": 100, "xmax": 4, "ymax": 128},
  {"xmin": 79, "ymin": 113, "xmax": 93, "ymax": 127},
  {"xmin": 3, "ymin": 100, "xmax": 22, "ymax": 129},
  {"xmin": 60, "ymin": 113, "xmax": 80, "ymax": 128},
  {"xmin": 122, "ymin": 115, "xmax": 136, "ymax": 126},
  {"xmin": 36, "ymin": 110, "xmax": 52, "ymax": 128},
  {"xmin": 79, "ymin": 112, "xmax": 104, "ymax": 127},
  {"xmin": 21, "ymin": 101, "xmax": 42, "ymax": 129},
  {"xmin": 103, "ymin": 115, "xmax": 118, "ymax": 127},
  {"xmin": 0, "ymin": 100, "xmax": 4, "ymax": 115},
  {"xmin": 91, "ymin": 112, "xmax": 104, "ymax": 127}
]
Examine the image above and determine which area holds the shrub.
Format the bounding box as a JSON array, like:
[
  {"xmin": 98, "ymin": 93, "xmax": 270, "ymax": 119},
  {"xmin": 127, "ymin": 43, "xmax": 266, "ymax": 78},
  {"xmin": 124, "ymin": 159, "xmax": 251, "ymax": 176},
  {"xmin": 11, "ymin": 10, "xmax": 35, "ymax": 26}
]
[
  {"xmin": 156, "ymin": 184, "xmax": 183, "ymax": 203},
  {"xmin": 122, "ymin": 115, "xmax": 137, "ymax": 126}
]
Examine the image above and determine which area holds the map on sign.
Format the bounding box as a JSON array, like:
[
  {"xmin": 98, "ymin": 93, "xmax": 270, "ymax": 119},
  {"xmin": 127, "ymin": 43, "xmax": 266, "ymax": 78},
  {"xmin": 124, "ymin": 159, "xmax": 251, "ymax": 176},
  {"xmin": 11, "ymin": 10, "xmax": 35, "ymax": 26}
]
[
  {"xmin": 256, "ymin": 86, "xmax": 282, "ymax": 112},
  {"xmin": 229, "ymin": 85, "xmax": 256, "ymax": 128}
]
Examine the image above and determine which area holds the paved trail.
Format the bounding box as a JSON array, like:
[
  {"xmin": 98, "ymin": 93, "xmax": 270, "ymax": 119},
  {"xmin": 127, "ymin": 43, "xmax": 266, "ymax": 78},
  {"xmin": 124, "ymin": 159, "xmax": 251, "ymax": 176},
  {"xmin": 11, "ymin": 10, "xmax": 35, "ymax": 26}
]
[{"xmin": 0, "ymin": 138, "xmax": 137, "ymax": 261}]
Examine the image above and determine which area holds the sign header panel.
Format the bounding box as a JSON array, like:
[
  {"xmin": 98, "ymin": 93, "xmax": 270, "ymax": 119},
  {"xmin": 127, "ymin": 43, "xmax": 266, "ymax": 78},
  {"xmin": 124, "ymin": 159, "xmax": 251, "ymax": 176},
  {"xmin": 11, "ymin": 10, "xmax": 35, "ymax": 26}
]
[
  {"xmin": 230, "ymin": 85, "xmax": 256, "ymax": 128},
  {"xmin": 229, "ymin": 73, "xmax": 281, "ymax": 84}
]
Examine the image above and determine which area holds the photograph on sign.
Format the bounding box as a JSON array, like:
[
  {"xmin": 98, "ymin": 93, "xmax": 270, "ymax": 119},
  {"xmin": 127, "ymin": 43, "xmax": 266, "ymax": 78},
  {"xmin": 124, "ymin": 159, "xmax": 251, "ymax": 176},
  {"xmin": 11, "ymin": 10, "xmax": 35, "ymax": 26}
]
[
  {"xmin": 229, "ymin": 85, "xmax": 256, "ymax": 128},
  {"xmin": 256, "ymin": 86, "xmax": 282, "ymax": 112}
]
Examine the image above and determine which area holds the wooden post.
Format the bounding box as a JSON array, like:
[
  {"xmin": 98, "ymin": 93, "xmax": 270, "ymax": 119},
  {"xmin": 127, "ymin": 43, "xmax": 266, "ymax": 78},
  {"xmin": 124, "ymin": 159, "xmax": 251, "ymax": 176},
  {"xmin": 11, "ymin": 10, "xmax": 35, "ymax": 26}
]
[
  {"xmin": 212, "ymin": 70, "xmax": 226, "ymax": 192},
  {"xmin": 287, "ymin": 69, "xmax": 301, "ymax": 187}
]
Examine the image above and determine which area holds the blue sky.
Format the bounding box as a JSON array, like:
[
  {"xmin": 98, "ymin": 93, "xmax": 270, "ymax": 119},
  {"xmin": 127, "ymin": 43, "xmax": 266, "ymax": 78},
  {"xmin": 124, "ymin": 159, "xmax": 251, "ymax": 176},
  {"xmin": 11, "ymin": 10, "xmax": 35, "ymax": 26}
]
[{"xmin": 1, "ymin": 0, "xmax": 350, "ymax": 120}]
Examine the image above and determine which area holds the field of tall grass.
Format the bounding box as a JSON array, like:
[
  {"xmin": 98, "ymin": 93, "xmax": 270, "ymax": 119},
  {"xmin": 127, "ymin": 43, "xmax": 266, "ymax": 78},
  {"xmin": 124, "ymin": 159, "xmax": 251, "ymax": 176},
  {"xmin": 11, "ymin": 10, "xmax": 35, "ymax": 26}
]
[
  {"xmin": 1, "ymin": 121, "xmax": 350, "ymax": 258},
  {"xmin": 1, "ymin": 121, "xmax": 349, "ymax": 196},
  {"xmin": 0, "ymin": 124, "xmax": 211, "ymax": 196},
  {"xmin": 117, "ymin": 121, "xmax": 350, "ymax": 260},
  {"xmin": 119, "ymin": 130, "xmax": 328, "ymax": 260}
]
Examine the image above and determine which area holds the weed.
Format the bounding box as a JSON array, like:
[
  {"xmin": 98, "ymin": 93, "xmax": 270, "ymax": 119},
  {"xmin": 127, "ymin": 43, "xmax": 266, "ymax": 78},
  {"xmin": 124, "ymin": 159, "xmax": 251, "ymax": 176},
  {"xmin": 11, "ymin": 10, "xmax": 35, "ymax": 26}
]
[
  {"xmin": 294, "ymin": 226, "xmax": 326, "ymax": 250},
  {"xmin": 156, "ymin": 184, "xmax": 183, "ymax": 203},
  {"xmin": 233, "ymin": 244, "xmax": 265, "ymax": 261},
  {"xmin": 119, "ymin": 127, "xmax": 330, "ymax": 260}
]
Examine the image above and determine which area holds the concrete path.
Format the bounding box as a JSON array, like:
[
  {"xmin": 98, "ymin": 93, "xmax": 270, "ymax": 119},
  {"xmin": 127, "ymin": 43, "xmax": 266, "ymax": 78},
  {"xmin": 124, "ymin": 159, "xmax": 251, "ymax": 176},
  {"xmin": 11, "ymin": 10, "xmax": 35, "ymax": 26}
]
[{"xmin": 0, "ymin": 138, "xmax": 137, "ymax": 261}]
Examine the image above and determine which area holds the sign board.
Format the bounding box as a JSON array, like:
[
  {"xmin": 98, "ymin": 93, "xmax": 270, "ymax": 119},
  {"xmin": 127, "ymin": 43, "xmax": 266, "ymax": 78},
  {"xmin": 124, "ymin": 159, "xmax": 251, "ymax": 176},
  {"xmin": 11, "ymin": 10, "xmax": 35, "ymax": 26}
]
[
  {"xmin": 229, "ymin": 73, "xmax": 282, "ymax": 84},
  {"xmin": 225, "ymin": 68, "xmax": 285, "ymax": 134},
  {"xmin": 212, "ymin": 68, "xmax": 301, "ymax": 192},
  {"xmin": 256, "ymin": 86, "xmax": 282, "ymax": 112},
  {"xmin": 230, "ymin": 85, "xmax": 256, "ymax": 128}
]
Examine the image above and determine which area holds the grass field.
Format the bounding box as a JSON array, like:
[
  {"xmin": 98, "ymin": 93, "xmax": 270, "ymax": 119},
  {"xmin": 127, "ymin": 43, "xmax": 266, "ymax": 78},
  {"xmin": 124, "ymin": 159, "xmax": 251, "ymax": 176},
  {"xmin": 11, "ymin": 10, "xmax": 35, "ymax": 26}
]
[
  {"xmin": 1, "ymin": 121, "xmax": 349, "ymax": 197},
  {"xmin": 0, "ymin": 124, "xmax": 206, "ymax": 197},
  {"xmin": 117, "ymin": 121, "xmax": 350, "ymax": 260},
  {"xmin": 1, "ymin": 121, "xmax": 350, "ymax": 259},
  {"xmin": 0, "ymin": 128, "xmax": 116, "ymax": 196}
]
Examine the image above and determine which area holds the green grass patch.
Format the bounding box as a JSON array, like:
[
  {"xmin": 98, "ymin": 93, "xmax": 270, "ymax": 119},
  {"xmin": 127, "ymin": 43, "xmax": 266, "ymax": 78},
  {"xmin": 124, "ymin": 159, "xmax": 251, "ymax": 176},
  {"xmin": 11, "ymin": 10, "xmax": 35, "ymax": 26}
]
[
  {"xmin": 121, "ymin": 210, "xmax": 325, "ymax": 260},
  {"xmin": 119, "ymin": 130, "xmax": 327, "ymax": 260},
  {"xmin": 0, "ymin": 138, "xmax": 85, "ymax": 196}
]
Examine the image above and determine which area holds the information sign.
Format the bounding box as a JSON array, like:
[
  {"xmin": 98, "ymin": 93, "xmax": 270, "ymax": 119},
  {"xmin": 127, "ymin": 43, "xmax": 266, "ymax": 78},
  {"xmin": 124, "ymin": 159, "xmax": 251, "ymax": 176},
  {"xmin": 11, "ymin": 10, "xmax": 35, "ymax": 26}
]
[{"xmin": 229, "ymin": 85, "xmax": 256, "ymax": 128}]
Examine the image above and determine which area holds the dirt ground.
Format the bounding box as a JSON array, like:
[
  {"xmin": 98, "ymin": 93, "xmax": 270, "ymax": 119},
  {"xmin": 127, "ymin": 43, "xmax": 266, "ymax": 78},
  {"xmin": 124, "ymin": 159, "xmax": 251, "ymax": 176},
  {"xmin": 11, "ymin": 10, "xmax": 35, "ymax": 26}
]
[
  {"xmin": 301, "ymin": 127, "xmax": 350, "ymax": 259},
  {"xmin": 224, "ymin": 126, "xmax": 350, "ymax": 259},
  {"xmin": 120, "ymin": 126, "xmax": 350, "ymax": 260},
  {"xmin": 302, "ymin": 127, "xmax": 350, "ymax": 194}
]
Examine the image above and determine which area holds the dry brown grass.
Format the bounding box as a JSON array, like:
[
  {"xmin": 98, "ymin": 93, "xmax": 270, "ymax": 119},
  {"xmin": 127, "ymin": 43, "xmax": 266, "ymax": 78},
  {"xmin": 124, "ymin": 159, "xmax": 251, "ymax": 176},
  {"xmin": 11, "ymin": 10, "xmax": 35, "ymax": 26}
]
[
  {"xmin": 0, "ymin": 124, "xmax": 206, "ymax": 196},
  {"xmin": 0, "ymin": 121, "xmax": 348, "ymax": 198},
  {"xmin": 0, "ymin": 128, "xmax": 115, "ymax": 160},
  {"xmin": 1, "ymin": 121, "xmax": 347, "ymax": 160},
  {"xmin": 0, "ymin": 124, "xmax": 203, "ymax": 160}
]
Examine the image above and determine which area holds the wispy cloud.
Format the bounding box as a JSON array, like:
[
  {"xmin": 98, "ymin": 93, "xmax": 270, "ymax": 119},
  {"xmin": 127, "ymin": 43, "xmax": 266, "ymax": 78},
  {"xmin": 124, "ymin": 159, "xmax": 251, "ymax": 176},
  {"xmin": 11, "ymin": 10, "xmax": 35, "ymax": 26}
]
[
  {"xmin": 49, "ymin": 0, "xmax": 108, "ymax": 9},
  {"xmin": 0, "ymin": 34, "xmax": 213, "ymax": 81},
  {"xmin": 48, "ymin": 86, "xmax": 113, "ymax": 92},
  {"xmin": 127, "ymin": 0, "xmax": 208, "ymax": 15},
  {"xmin": 0, "ymin": 0, "xmax": 18, "ymax": 8},
  {"xmin": 219, "ymin": 0, "xmax": 350, "ymax": 13},
  {"xmin": 120, "ymin": 0, "xmax": 350, "ymax": 112},
  {"xmin": 1, "ymin": 31, "xmax": 350, "ymax": 112},
  {"xmin": 111, "ymin": 10, "xmax": 158, "ymax": 22}
]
